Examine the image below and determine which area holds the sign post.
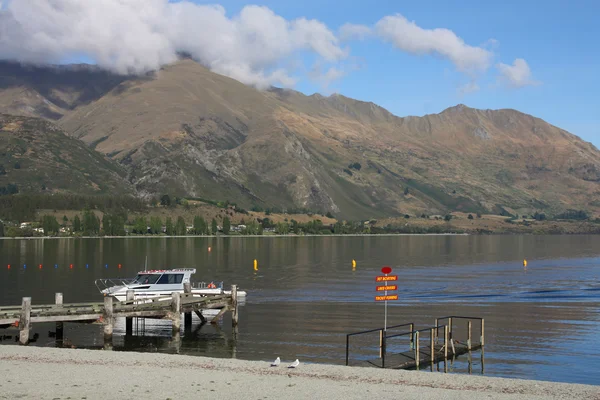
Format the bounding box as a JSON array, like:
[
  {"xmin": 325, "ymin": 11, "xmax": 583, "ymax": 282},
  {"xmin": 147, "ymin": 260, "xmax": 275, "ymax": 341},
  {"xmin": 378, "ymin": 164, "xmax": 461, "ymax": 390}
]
[{"xmin": 375, "ymin": 266, "xmax": 397, "ymax": 333}]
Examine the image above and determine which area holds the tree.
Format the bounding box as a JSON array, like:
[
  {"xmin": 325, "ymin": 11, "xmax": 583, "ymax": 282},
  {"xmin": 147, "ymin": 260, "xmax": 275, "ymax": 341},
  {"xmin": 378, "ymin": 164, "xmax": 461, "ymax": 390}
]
[
  {"xmin": 276, "ymin": 222, "xmax": 290, "ymax": 234},
  {"xmin": 0, "ymin": 220, "xmax": 4, "ymax": 237},
  {"xmin": 102, "ymin": 213, "xmax": 111, "ymax": 235},
  {"xmin": 211, "ymin": 218, "xmax": 218, "ymax": 235},
  {"xmin": 42, "ymin": 215, "xmax": 60, "ymax": 235},
  {"xmin": 444, "ymin": 214, "xmax": 452, "ymax": 222},
  {"xmin": 160, "ymin": 194, "xmax": 172, "ymax": 207},
  {"xmin": 193, "ymin": 216, "xmax": 207, "ymax": 235},
  {"xmin": 175, "ymin": 216, "xmax": 186, "ymax": 236},
  {"xmin": 111, "ymin": 215, "xmax": 126, "ymax": 236},
  {"xmin": 166, "ymin": 217, "xmax": 174, "ymax": 235},
  {"xmin": 468, "ymin": 214, "xmax": 474, "ymax": 220},
  {"xmin": 149, "ymin": 216, "xmax": 162, "ymax": 234},
  {"xmin": 62, "ymin": 215, "xmax": 68, "ymax": 223},
  {"xmin": 404, "ymin": 187, "xmax": 409, "ymax": 195},
  {"xmin": 133, "ymin": 216, "xmax": 147, "ymax": 234},
  {"xmin": 82, "ymin": 210, "xmax": 100, "ymax": 235},
  {"xmin": 222, "ymin": 217, "xmax": 231, "ymax": 235},
  {"xmin": 326, "ymin": 211, "xmax": 334, "ymax": 219},
  {"xmin": 73, "ymin": 215, "xmax": 81, "ymax": 232}
]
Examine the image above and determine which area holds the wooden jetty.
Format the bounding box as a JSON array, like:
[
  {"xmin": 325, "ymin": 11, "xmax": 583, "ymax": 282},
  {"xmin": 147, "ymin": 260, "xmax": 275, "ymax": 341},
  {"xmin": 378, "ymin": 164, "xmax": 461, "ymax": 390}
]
[
  {"xmin": 346, "ymin": 316, "xmax": 484, "ymax": 370},
  {"xmin": 0, "ymin": 284, "xmax": 240, "ymax": 345}
]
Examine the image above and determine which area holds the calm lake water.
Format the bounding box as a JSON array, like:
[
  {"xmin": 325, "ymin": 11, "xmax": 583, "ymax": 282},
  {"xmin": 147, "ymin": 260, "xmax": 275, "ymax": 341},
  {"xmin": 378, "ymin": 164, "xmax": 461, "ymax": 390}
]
[{"xmin": 1, "ymin": 235, "xmax": 599, "ymax": 385}]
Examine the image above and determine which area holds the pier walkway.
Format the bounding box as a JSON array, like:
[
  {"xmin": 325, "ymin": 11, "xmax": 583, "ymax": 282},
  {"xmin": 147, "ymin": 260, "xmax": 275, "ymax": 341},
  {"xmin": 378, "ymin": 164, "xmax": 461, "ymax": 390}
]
[{"xmin": 0, "ymin": 284, "xmax": 240, "ymax": 345}]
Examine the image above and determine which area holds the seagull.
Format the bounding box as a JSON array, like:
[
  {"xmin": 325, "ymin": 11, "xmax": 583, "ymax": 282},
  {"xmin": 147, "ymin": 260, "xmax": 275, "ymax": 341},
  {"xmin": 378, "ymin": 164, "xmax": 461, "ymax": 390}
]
[
  {"xmin": 271, "ymin": 357, "xmax": 280, "ymax": 367},
  {"xmin": 288, "ymin": 359, "xmax": 299, "ymax": 368}
]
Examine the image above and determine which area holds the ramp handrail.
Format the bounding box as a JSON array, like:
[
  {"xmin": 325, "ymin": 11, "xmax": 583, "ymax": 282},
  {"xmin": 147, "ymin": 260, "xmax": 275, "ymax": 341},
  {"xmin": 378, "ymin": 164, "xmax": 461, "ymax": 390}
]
[{"xmin": 345, "ymin": 322, "xmax": 415, "ymax": 366}]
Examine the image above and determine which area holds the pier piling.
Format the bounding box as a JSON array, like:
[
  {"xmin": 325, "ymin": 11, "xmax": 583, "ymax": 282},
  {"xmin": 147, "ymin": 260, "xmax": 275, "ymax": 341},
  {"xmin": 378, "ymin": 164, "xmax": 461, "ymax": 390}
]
[
  {"xmin": 125, "ymin": 290, "xmax": 134, "ymax": 335},
  {"xmin": 19, "ymin": 297, "xmax": 31, "ymax": 345},
  {"xmin": 171, "ymin": 292, "xmax": 181, "ymax": 336},
  {"xmin": 103, "ymin": 296, "xmax": 114, "ymax": 343},
  {"xmin": 231, "ymin": 285, "xmax": 238, "ymax": 327},
  {"xmin": 55, "ymin": 293, "xmax": 64, "ymax": 341},
  {"xmin": 183, "ymin": 284, "xmax": 192, "ymax": 331}
]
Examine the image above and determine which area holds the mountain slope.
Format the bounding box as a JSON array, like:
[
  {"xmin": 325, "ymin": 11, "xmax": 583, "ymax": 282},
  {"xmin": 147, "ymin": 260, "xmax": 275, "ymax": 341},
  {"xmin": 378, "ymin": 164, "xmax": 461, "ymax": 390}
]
[
  {"xmin": 0, "ymin": 114, "xmax": 134, "ymax": 194},
  {"xmin": 1, "ymin": 60, "xmax": 599, "ymax": 218}
]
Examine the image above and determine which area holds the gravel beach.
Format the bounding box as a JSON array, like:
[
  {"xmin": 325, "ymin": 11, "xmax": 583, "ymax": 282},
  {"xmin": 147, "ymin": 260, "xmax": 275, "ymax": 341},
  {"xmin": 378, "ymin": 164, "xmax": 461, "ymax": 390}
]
[{"xmin": 0, "ymin": 346, "xmax": 598, "ymax": 399}]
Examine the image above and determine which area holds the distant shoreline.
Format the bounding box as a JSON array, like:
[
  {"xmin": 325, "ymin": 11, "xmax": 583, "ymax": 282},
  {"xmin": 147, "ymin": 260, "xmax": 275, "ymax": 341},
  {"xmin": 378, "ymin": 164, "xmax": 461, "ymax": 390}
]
[{"xmin": 0, "ymin": 233, "xmax": 470, "ymax": 240}]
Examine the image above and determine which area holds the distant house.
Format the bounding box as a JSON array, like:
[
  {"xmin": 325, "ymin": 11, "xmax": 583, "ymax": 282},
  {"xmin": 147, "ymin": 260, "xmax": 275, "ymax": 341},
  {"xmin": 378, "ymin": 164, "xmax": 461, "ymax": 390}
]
[
  {"xmin": 20, "ymin": 222, "xmax": 32, "ymax": 229},
  {"xmin": 232, "ymin": 224, "xmax": 246, "ymax": 232}
]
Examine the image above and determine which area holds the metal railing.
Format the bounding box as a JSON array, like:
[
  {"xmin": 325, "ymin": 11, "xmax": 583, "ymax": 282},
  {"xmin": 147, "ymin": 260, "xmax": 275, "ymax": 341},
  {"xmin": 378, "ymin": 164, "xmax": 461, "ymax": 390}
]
[
  {"xmin": 435, "ymin": 316, "xmax": 485, "ymax": 349},
  {"xmin": 345, "ymin": 322, "xmax": 414, "ymax": 366},
  {"xmin": 344, "ymin": 316, "xmax": 485, "ymax": 369}
]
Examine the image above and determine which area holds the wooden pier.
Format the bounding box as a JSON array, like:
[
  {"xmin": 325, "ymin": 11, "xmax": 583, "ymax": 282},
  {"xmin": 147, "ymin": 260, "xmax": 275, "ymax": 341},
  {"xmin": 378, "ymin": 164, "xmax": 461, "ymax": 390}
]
[
  {"xmin": 346, "ymin": 316, "xmax": 484, "ymax": 371},
  {"xmin": 0, "ymin": 284, "xmax": 240, "ymax": 345}
]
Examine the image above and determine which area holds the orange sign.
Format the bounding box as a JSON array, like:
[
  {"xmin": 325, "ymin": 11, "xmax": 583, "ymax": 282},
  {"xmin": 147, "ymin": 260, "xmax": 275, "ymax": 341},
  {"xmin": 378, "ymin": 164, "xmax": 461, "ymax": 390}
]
[
  {"xmin": 376, "ymin": 275, "xmax": 398, "ymax": 282},
  {"xmin": 375, "ymin": 294, "xmax": 398, "ymax": 301},
  {"xmin": 376, "ymin": 285, "xmax": 397, "ymax": 292}
]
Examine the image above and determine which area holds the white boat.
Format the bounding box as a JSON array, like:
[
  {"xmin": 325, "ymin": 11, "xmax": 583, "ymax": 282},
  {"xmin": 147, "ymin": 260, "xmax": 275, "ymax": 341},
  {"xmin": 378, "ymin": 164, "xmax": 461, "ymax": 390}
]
[{"xmin": 95, "ymin": 268, "xmax": 247, "ymax": 302}]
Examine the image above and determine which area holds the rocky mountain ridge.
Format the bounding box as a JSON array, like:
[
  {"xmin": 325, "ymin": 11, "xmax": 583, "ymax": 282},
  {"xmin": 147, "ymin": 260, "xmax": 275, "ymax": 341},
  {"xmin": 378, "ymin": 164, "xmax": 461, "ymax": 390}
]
[{"xmin": 1, "ymin": 59, "xmax": 598, "ymax": 219}]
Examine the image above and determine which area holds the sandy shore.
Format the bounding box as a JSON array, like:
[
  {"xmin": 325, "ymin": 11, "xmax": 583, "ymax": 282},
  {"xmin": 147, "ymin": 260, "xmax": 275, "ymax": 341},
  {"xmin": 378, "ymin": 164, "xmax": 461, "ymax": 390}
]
[{"xmin": 0, "ymin": 346, "xmax": 597, "ymax": 400}]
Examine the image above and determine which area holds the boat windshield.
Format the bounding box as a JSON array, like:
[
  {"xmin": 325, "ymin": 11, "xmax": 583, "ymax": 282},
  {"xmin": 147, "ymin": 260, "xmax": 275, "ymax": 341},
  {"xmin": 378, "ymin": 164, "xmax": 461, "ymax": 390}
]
[{"xmin": 131, "ymin": 274, "xmax": 161, "ymax": 285}]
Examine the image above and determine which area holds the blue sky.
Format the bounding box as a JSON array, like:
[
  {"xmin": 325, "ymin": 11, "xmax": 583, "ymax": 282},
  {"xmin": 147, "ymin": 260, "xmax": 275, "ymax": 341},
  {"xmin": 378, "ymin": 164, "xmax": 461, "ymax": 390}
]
[
  {"xmin": 2, "ymin": 0, "xmax": 598, "ymax": 146},
  {"xmin": 189, "ymin": 0, "xmax": 600, "ymax": 146}
]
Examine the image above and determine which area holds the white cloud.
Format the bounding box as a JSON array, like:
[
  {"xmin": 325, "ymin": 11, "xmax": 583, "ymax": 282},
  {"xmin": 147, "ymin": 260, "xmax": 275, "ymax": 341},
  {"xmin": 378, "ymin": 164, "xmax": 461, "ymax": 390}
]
[
  {"xmin": 309, "ymin": 62, "xmax": 346, "ymax": 89},
  {"xmin": 339, "ymin": 23, "xmax": 372, "ymax": 41},
  {"xmin": 496, "ymin": 58, "xmax": 540, "ymax": 88},
  {"xmin": 375, "ymin": 14, "xmax": 492, "ymax": 74},
  {"xmin": 458, "ymin": 81, "xmax": 480, "ymax": 95},
  {"xmin": 0, "ymin": 0, "xmax": 346, "ymax": 89}
]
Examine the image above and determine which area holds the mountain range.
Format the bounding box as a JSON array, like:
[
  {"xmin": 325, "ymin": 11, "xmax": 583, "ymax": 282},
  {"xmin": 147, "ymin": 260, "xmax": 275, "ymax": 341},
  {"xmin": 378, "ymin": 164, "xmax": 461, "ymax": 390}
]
[{"xmin": 1, "ymin": 59, "xmax": 599, "ymax": 219}]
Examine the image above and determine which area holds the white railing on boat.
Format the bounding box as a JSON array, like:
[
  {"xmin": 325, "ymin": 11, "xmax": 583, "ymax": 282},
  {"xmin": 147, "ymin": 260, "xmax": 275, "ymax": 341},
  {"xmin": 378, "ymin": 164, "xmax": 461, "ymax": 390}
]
[{"xmin": 94, "ymin": 278, "xmax": 133, "ymax": 293}]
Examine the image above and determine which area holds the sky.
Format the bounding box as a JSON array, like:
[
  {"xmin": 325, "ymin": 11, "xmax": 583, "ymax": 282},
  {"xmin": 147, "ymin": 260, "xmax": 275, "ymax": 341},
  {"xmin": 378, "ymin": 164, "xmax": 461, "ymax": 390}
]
[{"xmin": 0, "ymin": 0, "xmax": 598, "ymax": 146}]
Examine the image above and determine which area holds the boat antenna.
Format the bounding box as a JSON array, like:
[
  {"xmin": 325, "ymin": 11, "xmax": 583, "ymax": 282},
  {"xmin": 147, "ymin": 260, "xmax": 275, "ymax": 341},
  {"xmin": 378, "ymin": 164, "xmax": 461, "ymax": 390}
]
[{"xmin": 144, "ymin": 255, "xmax": 148, "ymax": 272}]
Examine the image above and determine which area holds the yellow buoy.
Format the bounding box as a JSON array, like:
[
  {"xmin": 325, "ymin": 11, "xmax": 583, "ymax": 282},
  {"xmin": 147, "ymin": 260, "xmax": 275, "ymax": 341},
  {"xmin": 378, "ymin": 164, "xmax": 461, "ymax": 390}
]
[
  {"xmin": 352, "ymin": 259, "xmax": 357, "ymax": 269},
  {"xmin": 253, "ymin": 259, "xmax": 258, "ymax": 271},
  {"xmin": 523, "ymin": 259, "xmax": 528, "ymax": 267}
]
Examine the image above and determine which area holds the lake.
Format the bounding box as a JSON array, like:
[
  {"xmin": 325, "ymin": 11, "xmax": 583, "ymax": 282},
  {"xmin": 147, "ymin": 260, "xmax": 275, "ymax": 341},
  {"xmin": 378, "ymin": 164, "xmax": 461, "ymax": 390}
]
[{"xmin": 1, "ymin": 235, "xmax": 599, "ymax": 385}]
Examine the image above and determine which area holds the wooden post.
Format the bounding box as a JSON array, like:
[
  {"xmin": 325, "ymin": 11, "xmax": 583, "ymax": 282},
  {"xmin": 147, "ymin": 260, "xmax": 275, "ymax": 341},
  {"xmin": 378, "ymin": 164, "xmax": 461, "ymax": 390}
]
[
  {"xmin": 19, "ymin": 297, "xmax": 31, "ymax": 345},
  {"xmin": 480, "ymin": 319, "xmax": 485, "ymax": 346},
  {"xmin": 430, "ymin": 328, "xmax": 435, "ymax": 364},
  {"xmin": 125, "ymin": 290, "xmax": 134, "ymax": 335},
  {"xmin": 409, "ymin": 322, "xmax": 414, "ymax": 349},
  {"xmin": 55, "ymin": 293, "xmax": 64, "ymax": 341},
  {"xmin": 448, "ymin": 317, "xmax": 453, "ymax": 341},
  {"xmin": 467, "ymin": 320, "xmax": 472, "ymax": 350},
  {"xmin": 345, "ymin": 335, "xmax": 350, "ymax": 366},
  {"xmin": 434, "ymin": 318, "xmax": 438, "ymax": 343},
  {"xmin": 171, "ymin": 292, "xmax": 181, "ymax": 336},
  {"xmin": 103, "ymin": 296, "xmax": 114, "ymax": 342},
  {"xmin": 183, "ymin": 283, "xmax": 192, "ymax": 330},
  {"xmin": 414, "ymin": 331, "xmax": 420, "ymax": 369},
  {"xmin": 443, "ymin": 325, "xmax": 448, "ymax": 359},
  {"xmin": 379, "ymin": 329, "xmax": 383, "ymax": 358},
  {"xmin": 231, "ymin": 285, "xmax": 238, "ymax": 327}
]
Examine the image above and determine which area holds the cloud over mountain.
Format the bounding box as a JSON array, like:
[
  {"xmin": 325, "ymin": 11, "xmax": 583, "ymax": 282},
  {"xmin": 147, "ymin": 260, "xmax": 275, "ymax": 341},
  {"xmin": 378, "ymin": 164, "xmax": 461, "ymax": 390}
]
[
  {"xmin": 0, "ymin": 0, "xmax": 346, "ymax": 89},
  {"xmin": 375, "ymin": 14, "xmax": 492, "ymax": 74},
  {"xmin": 0, "ymin": 1, "xmax": 535, "ymax": 93}
]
